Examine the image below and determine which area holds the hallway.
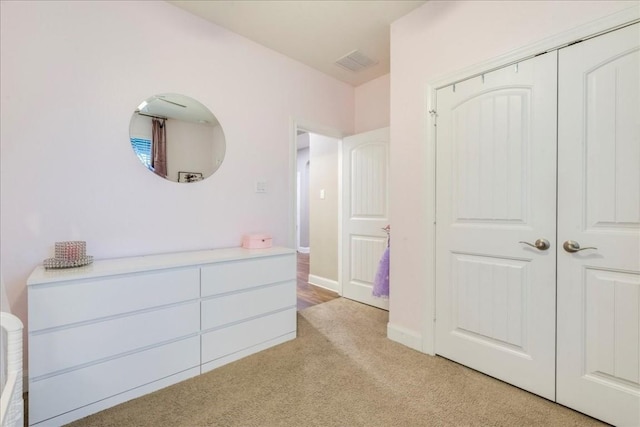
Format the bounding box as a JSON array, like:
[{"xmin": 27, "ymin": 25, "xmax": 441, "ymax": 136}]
[{"xmin": 296, "ymin": 252, "xmax": 339, "ymax": 310}]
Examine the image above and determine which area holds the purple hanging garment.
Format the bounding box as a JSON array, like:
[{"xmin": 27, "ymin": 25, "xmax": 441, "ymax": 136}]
[{"xmin": 372, "ymin": 245, "xmax": 390, "ymax": 298}]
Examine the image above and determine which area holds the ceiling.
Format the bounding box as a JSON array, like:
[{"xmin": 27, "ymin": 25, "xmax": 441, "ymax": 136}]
[
  {"xmin": 136, "ymin": 94, "xmax": 220, "ymax": 126},
  {"xmin": 167, "ymin": 0, "xmax": 426, "ymax": 87}
]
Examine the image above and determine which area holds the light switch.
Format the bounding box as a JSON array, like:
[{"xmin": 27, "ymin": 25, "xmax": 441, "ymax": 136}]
[
  {"xmin": 255, "ymin": 181, "xmax": 267, "ymax": 193},
  {"xmin": 320, "ymin": 189, "xmax": 325, "ymax": 199}
]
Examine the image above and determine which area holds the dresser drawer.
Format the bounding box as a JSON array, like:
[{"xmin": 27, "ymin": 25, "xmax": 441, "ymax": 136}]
[
  {"xmin": 29, "ymin": 335, "xmax": 200, "ymax": 425},
  {"xmin": 29, "ymin": 268, "xmax": 199, "ymax": 331},
  {"xmin": 201, "ymin": 281, "xmax": 295, "ymax": 330},
  {"xmin": 201, "ymin": 308, "xmax": 296, "ymax": 364},
  {"xmin": 200, "ymin": 254, "xmax": 295, "ymax": 297},
  {"xmin": 30, "ymin": 301, "xmax": 200, "ymax": 378}
]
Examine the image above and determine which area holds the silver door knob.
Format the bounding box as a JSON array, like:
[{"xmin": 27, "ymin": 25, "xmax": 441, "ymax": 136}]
[
  {"xmin": 519, "ymin": 238, "xmax": 550, "ymax": 251},
  {"xmin": 563, "ymin": 240, "xmax": 597, "ymax": 253}
]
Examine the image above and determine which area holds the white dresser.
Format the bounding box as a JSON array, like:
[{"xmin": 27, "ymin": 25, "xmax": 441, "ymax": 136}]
[{"xmin": 27, "ymin": 247, "xmax": 296, "ymax": 426}]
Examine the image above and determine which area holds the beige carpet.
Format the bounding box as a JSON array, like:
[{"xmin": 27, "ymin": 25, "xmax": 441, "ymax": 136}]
[{"xmin": 68, "ymin": 298, "xmax": 603, "ymax": 427}]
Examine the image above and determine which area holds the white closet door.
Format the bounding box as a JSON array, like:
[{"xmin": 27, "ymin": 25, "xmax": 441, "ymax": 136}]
[
  {"xmin": 342, "ymin": 127, "xmax": 390, "ymax": 310},
  {"xmin": 435, "ymin": 52, "xmax": 558, "ymax": 399},
  {"xmin": 557, "ymin": 23, "xmax": 640, "ymax": 427}
]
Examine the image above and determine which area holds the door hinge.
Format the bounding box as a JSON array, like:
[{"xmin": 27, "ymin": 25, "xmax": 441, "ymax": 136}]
[
  {"xmin": 427, "ymin": 109, "xmax": 438, "ymax": 127},
  {"xmin": 428, "ymin": 110, "xmax": 438, "ymax": 126}
]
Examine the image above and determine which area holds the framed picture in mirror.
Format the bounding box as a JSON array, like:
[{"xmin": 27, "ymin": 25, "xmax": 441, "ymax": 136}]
[{"xmin": 178, "ymin": 171, "xmax": 203, "ymax": 183}]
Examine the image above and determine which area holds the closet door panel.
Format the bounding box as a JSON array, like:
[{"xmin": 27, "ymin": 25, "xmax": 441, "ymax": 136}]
[
  {"xmin": 557, "ymin": 22, "xmax": 640, "ymax": 427},
  {"xmin": 435, "ymin": 52, "xmax": 558, "ymax": 400}
]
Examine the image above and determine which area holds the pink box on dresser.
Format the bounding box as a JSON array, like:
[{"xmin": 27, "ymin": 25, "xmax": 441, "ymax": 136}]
[{"xmin": 242, "ymin": 234, "xmax": 273, "ymax": 249}]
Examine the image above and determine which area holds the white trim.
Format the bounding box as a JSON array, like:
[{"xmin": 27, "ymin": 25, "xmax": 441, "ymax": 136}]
[
  {"xmin": 292, "ymin": 117, "xmax": 346, "ymax": 140},
  {"xmin": 296, "ymin": 171, "xmax": 301, "ymax": 251},
  {"xmin": 422, "ymin": 83, "xmax": 437, "ymax": 357},
  {"xmin": 289, "ymin": 116, "xmax": 346, "ymax": 296},
  {"xmin": 297, "ymin": 246, "xmax": 310, "ymax": 254},
  {"xmin": 423, "ymin": 6, "xmax": 639, "ymax": 358},
  {"xmin": 337, "ymin": 137, "xmax": 343, "ymax": 300},
  {"xmin": 308, "ymin": 274, "xmax": 340, "ymax": 294},
  {"xmin": 387, "ymin": 322, "xmax": 423, "ymax": 353}
]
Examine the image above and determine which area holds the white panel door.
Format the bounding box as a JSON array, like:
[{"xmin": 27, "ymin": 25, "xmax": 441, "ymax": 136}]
[
  {"xmin": 435, "ymin": 52, "xmax": 558, "ymax": 399},
  {"xmin": 557, "ymin": 23, "xmax": 640, "ymax": 427},
  {"xmin": 342, "ymin": 127, "xmax": 390, "ymax": 310}
]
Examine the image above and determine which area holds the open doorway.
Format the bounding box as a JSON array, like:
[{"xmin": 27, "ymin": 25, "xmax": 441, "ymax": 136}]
[{"xmin": 295, "ymin": 130, "xmax": 340, "ymax": 310}]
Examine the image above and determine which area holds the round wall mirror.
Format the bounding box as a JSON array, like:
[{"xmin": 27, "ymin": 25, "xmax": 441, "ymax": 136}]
[{"xmin": 129, "ymin": 93, "xmax": 226, "ymax": 183}]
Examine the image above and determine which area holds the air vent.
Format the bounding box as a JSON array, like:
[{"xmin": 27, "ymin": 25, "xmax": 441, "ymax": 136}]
[{"xmin": 335, "ymin": 50, "xmax": 378, "ymax": 72}]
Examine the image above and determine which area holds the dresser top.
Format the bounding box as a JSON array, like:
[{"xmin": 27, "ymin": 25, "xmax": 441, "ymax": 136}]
[{"xmin": 27, "ymin": 246, "xmax": 295, "ymax": 285}]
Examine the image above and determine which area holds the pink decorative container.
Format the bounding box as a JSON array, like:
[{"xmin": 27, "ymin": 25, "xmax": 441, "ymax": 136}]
[
  {"xmin": 242, "ymin": 234, "xmax": 272, "ymax": 249},
  {"xmin": 44, "ymin": 241, "xmax": 93, "ymax": 269}
]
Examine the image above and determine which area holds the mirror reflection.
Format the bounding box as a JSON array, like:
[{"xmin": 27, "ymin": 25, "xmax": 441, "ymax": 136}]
[{"xmin": 129, "ymin": 93, "xmax": 226, "ymax": 183}]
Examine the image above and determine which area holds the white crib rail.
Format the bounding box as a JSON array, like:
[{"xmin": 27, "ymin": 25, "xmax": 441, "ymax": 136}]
[{"xmin": 0, "ymin": 312, "xmax": 23, "ymax": 427}]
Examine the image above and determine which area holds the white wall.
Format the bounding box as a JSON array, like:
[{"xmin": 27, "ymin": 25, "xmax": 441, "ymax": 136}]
[
  {"xmin": 165, "ymin": 119, "xmax": 216, "ymax": 181},
  {"xmin": 389, "ymin": 1, "xmax": 637, "ymax": 338},
  {"xmin": 211, "ymin": 124, "xmax": 226, "ymax": 174},
  {"xmin": 354, "ymin": 73, "xmax": 390, "ymax": 134},
  {"xmin": 129, "ymin": 114, "xmax": 153, "ymax": 141},
  {"xmin": 309, "ymin": 134, "xmax": 340, "ymax": 283},
  {"xmin": 0, "ymin": 0, "xmax": 354, "ymax": 366}
]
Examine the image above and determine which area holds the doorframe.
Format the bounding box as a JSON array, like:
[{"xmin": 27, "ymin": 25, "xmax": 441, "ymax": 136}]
[
  {"xmin": 422, "ymin": 5, "xmax": 640, "ymax": 356},
  {"xmin": 289, "ymin": 116, "xmax": 346, "ymax": 295}
]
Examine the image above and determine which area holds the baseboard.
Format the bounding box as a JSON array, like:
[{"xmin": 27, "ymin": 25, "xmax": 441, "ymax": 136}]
[
  {"xmin": 307, "ymin": 274, "xmax": 339, "ymax": 294},
  {"xmin": 387, "ymin": 322, "xmax": 423, "ymax": 353},
  {"xmin": 297, "ymin": 247, "xmax": 310, "ymax": 254}
]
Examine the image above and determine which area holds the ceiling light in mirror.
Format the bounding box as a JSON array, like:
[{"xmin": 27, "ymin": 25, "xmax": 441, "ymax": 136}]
[{"xmin": 129, "ymin": 93, "xmax": 226, "ymax": 183}]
